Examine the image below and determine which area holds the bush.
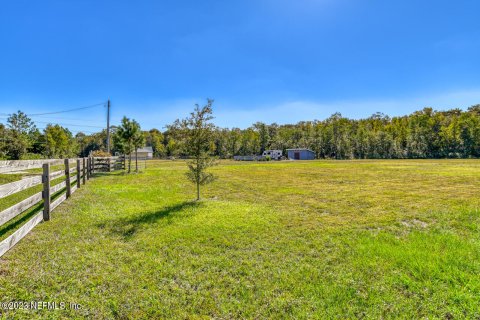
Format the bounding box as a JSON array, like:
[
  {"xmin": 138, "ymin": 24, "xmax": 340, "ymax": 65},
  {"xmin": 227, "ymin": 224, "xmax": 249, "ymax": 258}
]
[
  {"xmin": 20, "ymin": 153, "xmax": 44, "ymax": 160},
  {"xmin": 92, "ymin": 150, "xmax": 112, "ymax": 157},
  {"xmin": 265, "ymin": 155, "xmax": 271, "ymax": 161}
]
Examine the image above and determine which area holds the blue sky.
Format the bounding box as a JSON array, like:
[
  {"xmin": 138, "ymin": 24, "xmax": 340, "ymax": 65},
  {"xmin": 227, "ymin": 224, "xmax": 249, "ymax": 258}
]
[{"xmin": 1, "ymin": 0, "xmax": 480, "ymax": 133}]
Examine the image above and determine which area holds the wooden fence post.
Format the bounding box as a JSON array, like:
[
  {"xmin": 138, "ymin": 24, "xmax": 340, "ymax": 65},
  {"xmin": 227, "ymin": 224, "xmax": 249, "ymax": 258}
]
[
  {"xmin": 65, "ymin": 159, "xmax": 71, "ymax": 198},
  {"xmin": 86, "ymin": 158, "xmax": 90, "ymax": 180},
  {"xmin": 91, "ymin": 157, "xmax": 95, "ymax": 175},
  {"xmin": 42, "ymin": 163, "xmax": 51, "ymax": 221},
  {"xmin": 82, "ymin": 158, "xmax": 86, "ymax": 184},
  {"xmin": 108, "ymin": 158, "xmax": 111, "ymax": 172},
  {"xmin": 76, "ymin": 159, "xmax": 81, "ymax": 188}
]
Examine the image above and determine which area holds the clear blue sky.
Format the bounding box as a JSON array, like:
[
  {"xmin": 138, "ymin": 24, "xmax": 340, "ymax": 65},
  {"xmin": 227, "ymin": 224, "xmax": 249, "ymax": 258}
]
[{"xmin": 1, "ymin": 0, "xmax": 480, "ymax": 133}]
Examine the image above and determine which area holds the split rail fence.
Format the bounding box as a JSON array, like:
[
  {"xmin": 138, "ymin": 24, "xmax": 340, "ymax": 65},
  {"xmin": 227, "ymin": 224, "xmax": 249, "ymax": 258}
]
[{"xmin": 0, "ymin": 156, "xmax": 124, "ymax": 258}]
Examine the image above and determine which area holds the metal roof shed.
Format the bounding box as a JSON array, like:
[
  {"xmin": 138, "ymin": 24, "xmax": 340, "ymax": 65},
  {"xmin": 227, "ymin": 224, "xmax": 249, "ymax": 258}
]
[{"xmin": 286, "ymin": 148, "xmax": 315, "ymax": 160}]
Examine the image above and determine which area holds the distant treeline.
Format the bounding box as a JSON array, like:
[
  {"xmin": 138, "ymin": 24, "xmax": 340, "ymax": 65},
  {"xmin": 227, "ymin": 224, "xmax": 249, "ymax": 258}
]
[
  {"xmin": 213, "ymin": 106, "xmax": 480, "ymax": 159},
  {"xmin": 1, "ymin": 106, "xmax": 480, "ymax": 160}
]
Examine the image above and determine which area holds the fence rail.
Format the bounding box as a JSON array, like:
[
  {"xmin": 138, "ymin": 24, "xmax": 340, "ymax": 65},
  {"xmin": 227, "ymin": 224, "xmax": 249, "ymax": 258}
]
[
  {"xmin": 0, "ymin": 156, "xmax": 125, "ymax": 258},
  {"xmin": 0, "ymin": 176, "xmax": 43, "ymax": 198},
  {"xmin": 0, "ymin": 159, "xmax": 64, "ymax": 174}
]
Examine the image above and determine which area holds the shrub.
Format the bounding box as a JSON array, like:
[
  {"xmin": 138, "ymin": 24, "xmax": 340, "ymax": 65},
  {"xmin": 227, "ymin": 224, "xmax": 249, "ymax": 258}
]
[
  {"xmin": 20, "ymin": 153, "xmax": 44, "ymax": 160},
  {"xmin": 92, "ymin": 150, "xmax": 112, "ymax": 157}
]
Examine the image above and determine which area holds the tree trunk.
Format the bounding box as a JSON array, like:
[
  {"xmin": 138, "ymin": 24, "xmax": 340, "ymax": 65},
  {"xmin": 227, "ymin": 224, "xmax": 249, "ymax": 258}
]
[
  {"xmin": 128, "ymin": 153, "xmax": 132, "ymax": 173},
  {"xmin": 135, "ymin": 150, "xmax": 138, "ymax": 173},
  {"xmin": 196, "ymin": 156, "xmax": 200, "ymax": 200},
  {"xmin": 197, "ymin": 180, "xmax": 200, "ymax": 201}
]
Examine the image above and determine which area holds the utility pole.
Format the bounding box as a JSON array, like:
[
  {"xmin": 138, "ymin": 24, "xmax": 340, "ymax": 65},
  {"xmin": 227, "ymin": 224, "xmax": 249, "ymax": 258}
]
[{"xmin": 106, "ymin": 99, "xmax": 111, "ymax": 154}]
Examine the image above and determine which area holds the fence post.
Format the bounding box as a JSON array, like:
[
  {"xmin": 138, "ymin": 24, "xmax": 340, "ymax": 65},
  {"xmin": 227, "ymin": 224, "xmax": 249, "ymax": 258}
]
[
  {"xmin": 86, "ymin": 158, "xmax": 90, "ymax": 180},
  {"xmin": 76, "ymin": 159, "xmax": 81, "ymax": 188},
  {"xmin": 42, "ymin": 163, "xmax": 51, "ymax": 221},
  {"xmin": 91, "ymin": 157, "xmax": 95, "ymax": 175},
  {"xmin": 108, "ymin": 158, "xmax": 111, "ymax": 172},
  {"xmin": 65, "ymin": 159, "xmax": 71, "ymax": 198},
  {"xmin": 82, "ymin": 158, "xmax": 86, "ymax": 184}
]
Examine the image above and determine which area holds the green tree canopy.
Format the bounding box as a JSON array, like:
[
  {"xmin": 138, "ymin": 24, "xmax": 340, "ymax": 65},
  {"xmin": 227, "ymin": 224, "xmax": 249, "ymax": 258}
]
[
  {"xmin": 5, "ymin": 111, "xmax": 37, "ymax": 159},
  {"xmin": 169, "ymin": 99, "xmax": 217, "ymax": 200},
  {"xmin": 44, "ymin": 124, "xmax": 76, "ymax": 158},
  {"xmin": 114, "ymin": 116, "xmax": 142, "ymax": 173}
]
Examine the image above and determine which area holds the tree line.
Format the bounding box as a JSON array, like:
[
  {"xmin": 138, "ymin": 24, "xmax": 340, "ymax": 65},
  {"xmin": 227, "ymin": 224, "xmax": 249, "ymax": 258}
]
[
  {"xmin": 173, "ymin": 105, "xmax": 480, "ymax": 159},
  {"xmin": 1, "ymin": 105, "xmax": 480, "ymax": 160}
]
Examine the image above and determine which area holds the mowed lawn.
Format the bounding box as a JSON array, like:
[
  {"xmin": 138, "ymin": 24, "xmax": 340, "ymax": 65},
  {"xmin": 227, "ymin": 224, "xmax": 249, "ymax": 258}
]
[{"xmin": 1, "ymin": 160, "xmax": 480, "ymax": 319}]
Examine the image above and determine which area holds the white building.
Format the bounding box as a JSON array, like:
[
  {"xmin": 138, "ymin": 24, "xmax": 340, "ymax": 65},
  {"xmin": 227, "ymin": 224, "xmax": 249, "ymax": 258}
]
[{"xmin": 133, "ymin": 146, "xmax": 153, "ymax": 159}]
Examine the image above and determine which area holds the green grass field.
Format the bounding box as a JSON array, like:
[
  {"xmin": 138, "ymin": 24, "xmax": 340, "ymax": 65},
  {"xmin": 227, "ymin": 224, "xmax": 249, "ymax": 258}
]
[{"xmin": 1, "ymin": 160, "xmax": 480, "ymax": 319}]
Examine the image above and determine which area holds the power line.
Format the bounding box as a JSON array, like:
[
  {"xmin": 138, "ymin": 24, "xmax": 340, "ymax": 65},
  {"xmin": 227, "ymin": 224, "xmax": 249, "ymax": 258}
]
[
  {"xmin": 0, "ymin": 120, "xmax": 101, "ymax": 134},
  {"xmin": 32, "ymin": 120, "xmax": 105, "ymax": 129},
  {"xmin": 0, "ymin": 100, "xmax": 110, "ymax": 136},
  {"xmin": 35, "ymin": 127, "xmax": 98, "ymax": 134},
  {"xmin": 27, "ymin": 102, "xmax": 106, "ymax": 116},
  {"xmin": 0, "ymin": 117, "xmax": 104, "ymax": 129},
  {"xmin": 0, "ymin": 116, "xmax": 105, "ymax": 128},
  {"xmin": 0, "ymin": 128, "xmax": 98, "ymax": 135},
  {"xmin": 28, "ymin": 115, "xmax": 106, "ymax": 123}
]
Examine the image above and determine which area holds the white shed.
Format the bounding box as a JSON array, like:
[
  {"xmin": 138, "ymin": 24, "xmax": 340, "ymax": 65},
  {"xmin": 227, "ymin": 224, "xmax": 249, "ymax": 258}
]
[{"xmin": 133, "ymin": 147, "xmax": 153, "ymax": 159}]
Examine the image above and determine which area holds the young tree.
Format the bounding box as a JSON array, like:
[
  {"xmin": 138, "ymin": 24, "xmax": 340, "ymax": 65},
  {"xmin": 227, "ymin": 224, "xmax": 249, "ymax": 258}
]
[
  {"xmin": 170, "ymin": 99, "xmax": 217, "ymax": 200},
  {"xmin": 134, "ymin": 130, "xmax": 145, "ymax": 173},
  {"xmin": 115, "ymin": 117, "xmax": 141, "ymax": 173}
]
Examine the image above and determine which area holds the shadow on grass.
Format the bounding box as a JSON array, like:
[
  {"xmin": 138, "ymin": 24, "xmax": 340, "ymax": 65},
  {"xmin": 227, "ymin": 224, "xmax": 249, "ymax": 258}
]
[
  {"xmin": 100, "ymin": 201, "xmax": 200, "ymax": 240},
  {"xmin": 91, "ymin": 171, "xmax": 144, "ymax": 178},
  {"xmin": 90, "ymin": 171, "xmax": 123, "ymax": 178},
  {"xmin": 0, "ymin": 202, "xmax": 44, "ymax": 239},
  {"xmin": 0, "ymin": 186, "xmax": 69, "ymax": 239}
]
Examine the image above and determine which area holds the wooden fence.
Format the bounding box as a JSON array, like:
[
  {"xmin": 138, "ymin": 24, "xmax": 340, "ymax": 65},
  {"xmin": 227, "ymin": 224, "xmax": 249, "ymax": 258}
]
[
  {"xmin": 0, "ymin": 156, "xmax": 124, "ymax": 258},
  {"xmin": 91, "ymin": 156, "xmax": 125, "ymax": 172}
]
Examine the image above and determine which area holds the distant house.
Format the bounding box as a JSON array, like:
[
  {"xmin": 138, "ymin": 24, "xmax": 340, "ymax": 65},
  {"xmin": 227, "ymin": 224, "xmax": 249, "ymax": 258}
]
[
  {"xmin": 286, "ymin": 148, "xmax": 315, "ymax": 160},
  {"xmin": 133, "ymin": 146, "xmax": 153, "ymax": 159}
]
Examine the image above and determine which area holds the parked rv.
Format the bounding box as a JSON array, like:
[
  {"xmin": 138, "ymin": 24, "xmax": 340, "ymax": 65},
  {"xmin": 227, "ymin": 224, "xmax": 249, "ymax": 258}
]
[{"xmin": 262, "ymin": 150, "xmax": 282, "ymax": 160}]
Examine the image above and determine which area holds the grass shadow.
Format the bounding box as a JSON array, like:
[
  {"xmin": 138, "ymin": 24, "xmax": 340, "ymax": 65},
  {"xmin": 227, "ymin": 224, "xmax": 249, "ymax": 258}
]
[
  {"xmin": 101, "ymin": 201, "xmax": 200, "ymax": 240},
  {"xmin": 91, "ymin": 171, "xmax": 144, "ymax": 178},
  {"xmin": 0, "ymin": 186, "xmax": 72, "ymax": 240},
  {"xmin": 90, "ymin": 172, "xmax": 119, "ymax": 177},
  {"xmin": 0, "ymin": 202, "xmax": 44, "ymax": 239}
]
